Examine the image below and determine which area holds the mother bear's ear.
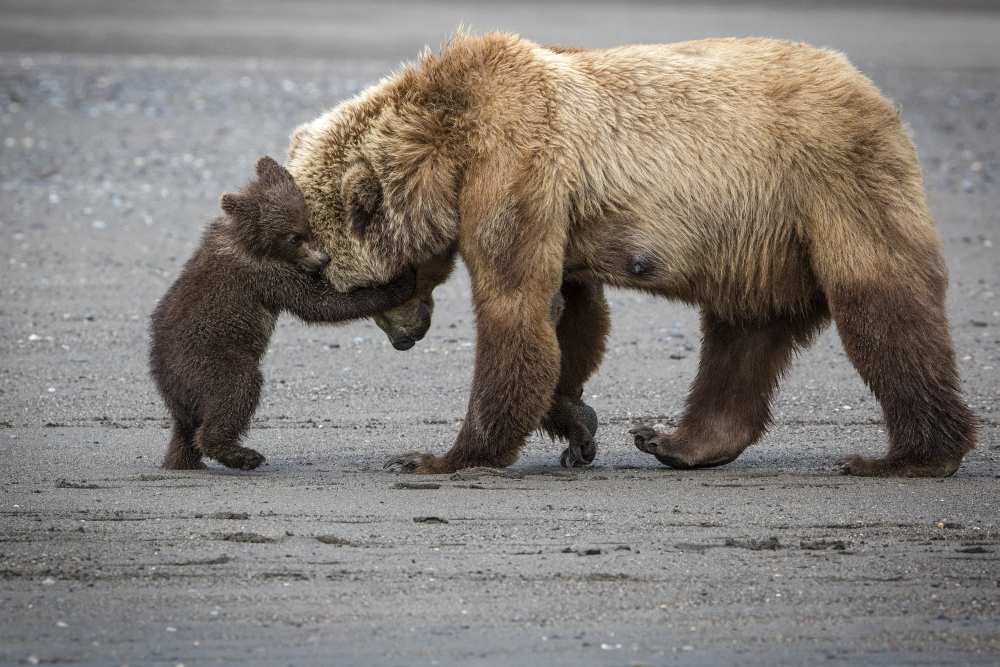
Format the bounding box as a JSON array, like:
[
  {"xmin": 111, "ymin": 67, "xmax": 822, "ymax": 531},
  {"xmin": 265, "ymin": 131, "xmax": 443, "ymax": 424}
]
[{"xmin": 342, "ymin": 162, "xmax": 384, "ymax": 238}]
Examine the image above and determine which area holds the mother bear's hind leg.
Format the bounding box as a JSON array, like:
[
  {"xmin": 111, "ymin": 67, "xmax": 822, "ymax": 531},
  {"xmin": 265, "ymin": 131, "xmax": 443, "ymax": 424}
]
[
  {"xmin": 632, "ymin": 310, "xmax": 826, "ymax": 469},
  {"xmin": 810, "ymin": 190, "xmax": 977, "ymax": 477},
  {"xmin": 824, "ymin": 275, "xmax": 976, "ymax": 477}
]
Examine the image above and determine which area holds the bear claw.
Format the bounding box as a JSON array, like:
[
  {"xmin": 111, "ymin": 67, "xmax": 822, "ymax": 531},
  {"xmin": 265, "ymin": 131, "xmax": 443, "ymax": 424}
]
[
  {"xmin": 630, "ymin": 425, "xmax": 692, "ymax": 468},
  {"xmin": 560, "ymin": 438, "xmax": 597, "ymax": 468},
  {"xmin": 384, "ymin": 451, "xmax": 442, "ymax": 474},
  {"xmin": 629, "ymin": 425, "xmax": 661, "ymax": 454},
  {"xmin": 213, "ymin": 446, "xmax": 265, "ymax": 471},
  {"xmin": 630, "ymin": 424, "xmax": 739, "ymax": 470}
]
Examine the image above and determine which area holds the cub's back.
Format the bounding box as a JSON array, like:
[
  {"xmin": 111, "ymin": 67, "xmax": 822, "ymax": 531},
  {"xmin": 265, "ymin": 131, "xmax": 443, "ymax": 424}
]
[{"xmin": 150, "ymin": 245, "xmax": 275, "ymax": 369}]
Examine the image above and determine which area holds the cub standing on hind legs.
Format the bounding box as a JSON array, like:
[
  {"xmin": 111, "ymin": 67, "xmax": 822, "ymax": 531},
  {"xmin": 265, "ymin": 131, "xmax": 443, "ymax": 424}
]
[
  {"xmin": 150, "ymin": 157, "xmax": 414, "ymax": 471},
  {"xmin": 288, "ymin": 34, "xmax": 976, "ymax": 477}
]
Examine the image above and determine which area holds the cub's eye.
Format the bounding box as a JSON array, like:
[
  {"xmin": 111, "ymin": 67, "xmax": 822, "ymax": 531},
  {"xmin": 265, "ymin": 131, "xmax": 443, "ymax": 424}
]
[{"xmin": 286, "ymin": 234, "xmax": 304, "ymax": 246}]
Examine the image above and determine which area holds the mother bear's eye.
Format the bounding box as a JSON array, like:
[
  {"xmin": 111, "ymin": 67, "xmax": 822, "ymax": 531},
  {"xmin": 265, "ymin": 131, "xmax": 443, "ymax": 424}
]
[{"xmin": 286, "ymin": 233, "xmax": 303, "ymax": 246}]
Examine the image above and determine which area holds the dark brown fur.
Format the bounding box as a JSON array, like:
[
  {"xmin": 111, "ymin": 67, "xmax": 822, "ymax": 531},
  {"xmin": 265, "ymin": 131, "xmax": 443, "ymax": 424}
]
[{"xmin": 150, "ymin": 157, "xmax": 414, "ymax": 470}]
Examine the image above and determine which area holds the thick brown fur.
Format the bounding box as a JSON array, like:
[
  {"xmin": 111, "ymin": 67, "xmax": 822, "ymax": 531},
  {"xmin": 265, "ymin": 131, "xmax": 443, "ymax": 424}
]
[
  {"xmin": 288, "ymin": 33, "xmax": 976, "ymax": 476},
  {"xmin": 149, "ymin": 157, "xmax": 414, "ymax": 471}
]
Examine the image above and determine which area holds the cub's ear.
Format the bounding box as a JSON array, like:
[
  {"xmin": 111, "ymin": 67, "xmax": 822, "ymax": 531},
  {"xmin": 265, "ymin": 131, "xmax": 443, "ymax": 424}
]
[
  {"xmin": 342, "ymin": 162, "xmax": 383, "ymax": 238},
  {"xmin": 255, "ymin": 155, "xmax": 292, "ymax": 185},
  {"xmin": 220, "ymin": 192, "xmax": 260, "ymax": 223}
]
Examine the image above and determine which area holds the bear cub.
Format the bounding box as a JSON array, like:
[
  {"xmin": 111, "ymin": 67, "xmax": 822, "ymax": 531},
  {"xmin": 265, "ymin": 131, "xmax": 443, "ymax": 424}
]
[{"xmin": 150, "ymin": 156, "xmax": 414, "ymax": 471}]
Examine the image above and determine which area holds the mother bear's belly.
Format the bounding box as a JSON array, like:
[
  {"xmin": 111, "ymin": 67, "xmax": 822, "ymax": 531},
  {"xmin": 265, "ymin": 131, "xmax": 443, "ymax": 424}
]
[{"xmin": 562, "ymin": 208, "xmax": 822, "ymax": 320}]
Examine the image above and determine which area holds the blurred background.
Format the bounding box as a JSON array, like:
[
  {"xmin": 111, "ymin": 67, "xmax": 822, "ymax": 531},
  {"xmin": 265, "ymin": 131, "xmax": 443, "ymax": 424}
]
[{"xmin": 2, "ymin": 0, "xmax": 1000, "ymax": 67}]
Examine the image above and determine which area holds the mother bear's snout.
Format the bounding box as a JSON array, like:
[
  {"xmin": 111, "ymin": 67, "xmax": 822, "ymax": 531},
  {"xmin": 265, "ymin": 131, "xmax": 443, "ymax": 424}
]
[
  {"xmin": 375, "ymin": 298, "xmax": 433, "ymax": 350},
  {"xmin": 390, "ymin": 335, "xmax": 417, "ymax": 351}
]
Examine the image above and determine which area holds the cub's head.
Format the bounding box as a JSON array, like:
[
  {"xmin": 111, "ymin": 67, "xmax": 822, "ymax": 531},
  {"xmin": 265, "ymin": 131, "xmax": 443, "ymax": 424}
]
[{"xmin": 221, "ymin": 156, "xmax": 331, "ymax": 275}]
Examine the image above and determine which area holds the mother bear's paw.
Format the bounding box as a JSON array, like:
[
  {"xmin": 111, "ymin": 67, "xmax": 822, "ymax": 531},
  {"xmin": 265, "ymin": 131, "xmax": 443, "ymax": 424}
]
[
  {"xmin": 630, "ymin": 425, "xmax": 685, "ymax": 463},
  {"xmin": 383, "ymin": 451, "xmax": 454, "ymax": 474},
  {"xmin": 545, "ymin": 398, "xmax": 599, "ymax": 468},
  {"xmin": 630, "ymin": 425, "xmax": 740, "ymax": 470},
  {"xmin": 560, "ymin": 438, "xmax": 597, "ymax": 468},
  {"xmin": 559, "ymin": 406, "xmax": 598, "ymax": 467},
  {"xmin": 839, "ymin": 454, "xmax": 962, "ymax": 478}
]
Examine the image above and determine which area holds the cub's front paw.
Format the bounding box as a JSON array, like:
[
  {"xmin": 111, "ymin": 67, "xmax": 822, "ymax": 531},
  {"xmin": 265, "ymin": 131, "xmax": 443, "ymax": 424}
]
[
  {"xmin": 383, "ymin": 451, "xmax": 451, "ymax": 474},
  {"xmin": 213, "ymin": 446, "xmax": 266, "ymax": 471}
]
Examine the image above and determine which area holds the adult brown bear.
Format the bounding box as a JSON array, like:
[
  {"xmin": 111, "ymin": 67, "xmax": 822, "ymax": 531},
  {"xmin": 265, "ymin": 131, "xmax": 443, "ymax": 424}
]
[{"xmin": 287, "ymin": 33, "xmax": 976, "ymax": 477}]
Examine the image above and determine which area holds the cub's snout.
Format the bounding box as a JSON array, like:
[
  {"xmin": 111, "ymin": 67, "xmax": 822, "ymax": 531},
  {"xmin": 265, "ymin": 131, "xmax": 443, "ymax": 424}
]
[{"xmin": 300, "ymin": 247, "xmax": 332, "ymax": 274}]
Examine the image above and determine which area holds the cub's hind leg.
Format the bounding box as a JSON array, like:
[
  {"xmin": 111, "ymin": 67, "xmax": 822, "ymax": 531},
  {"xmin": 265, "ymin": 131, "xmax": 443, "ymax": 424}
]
[
  {"xmin": 163, "ymin": 419, "xmax": 205, "ymax": 470},
  {"xmin": 194, "ymin": 369, "xmax": 266, "ymax": 470},
  {"xmin": 633, "ymin": 310, "xmax": 826, "ymax": 469},
  {"xmin": 158, "ymin": 384, "xmax": 204, "ymax": 470}
]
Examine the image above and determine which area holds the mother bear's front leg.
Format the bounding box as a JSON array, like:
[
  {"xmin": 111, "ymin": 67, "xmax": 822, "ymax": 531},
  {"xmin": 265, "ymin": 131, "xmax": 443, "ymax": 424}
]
[{"xmin": 385, "ymin": 238, "xmax": 564, "ymax": 474}]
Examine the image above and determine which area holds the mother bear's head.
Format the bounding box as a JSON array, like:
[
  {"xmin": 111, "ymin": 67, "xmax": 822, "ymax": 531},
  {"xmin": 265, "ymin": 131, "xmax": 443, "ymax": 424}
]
[{"xmin": 285, "ymin": 62, "xmax": 469, "ymax": 348}]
